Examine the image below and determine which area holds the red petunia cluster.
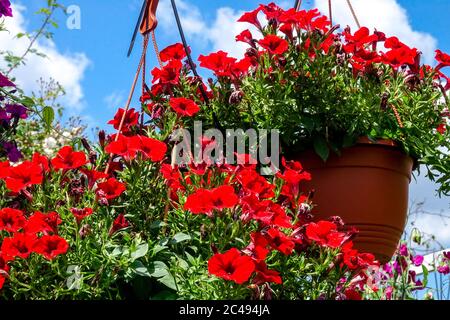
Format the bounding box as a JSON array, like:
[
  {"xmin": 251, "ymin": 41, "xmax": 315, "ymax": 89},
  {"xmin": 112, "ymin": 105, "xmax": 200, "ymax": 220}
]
[
  {"xmin": 0, "ymin": 208, "xmax": 69, "ymax": 289},
  {"xmin": 105, "ymin": 134, "xmax": 167, "ymax": 162}
]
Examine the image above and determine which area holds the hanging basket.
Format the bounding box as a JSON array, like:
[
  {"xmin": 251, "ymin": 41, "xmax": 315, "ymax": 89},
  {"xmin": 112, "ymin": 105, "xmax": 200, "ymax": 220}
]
[{"xmin": 294, "ymin": 138, "xmax": 414, "ymax": 263}]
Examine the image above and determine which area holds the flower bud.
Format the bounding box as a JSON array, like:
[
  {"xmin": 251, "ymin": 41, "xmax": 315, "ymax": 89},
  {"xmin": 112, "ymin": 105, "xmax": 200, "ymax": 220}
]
[{"xmin": 229, "ymin": 90, "xmax": 244, "ymax": 105}]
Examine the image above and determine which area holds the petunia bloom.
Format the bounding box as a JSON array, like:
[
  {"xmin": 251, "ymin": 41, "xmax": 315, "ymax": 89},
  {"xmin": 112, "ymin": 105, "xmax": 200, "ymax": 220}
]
[
  {"xmin": 258, "ymin": 34, "xmax": 289, "ymax": 55},
  {"xmin": 265, "ymin": 228, "xmax": 295, "ymax": 255},
  {"xmin": 105, "ymin": 134, "xmax": 140, "ymax": 161},
  {"xmin": 25, "ymin": 211, "xmax": 62, "ymax": 235},
  {"xmin": 70, "ymin": 208, "xmax": 94, "ymax": 225},
  {"xmin": 136, "ymin": 135, "xmax": 167, "ymax": 161},
  {"xmin": 0, "ymin": 0, "xmax": 12, "ymax": 18},
  {"xmin": 0, "ymin": 208, "xmax": 27, "ymax": 233},
  {"xmin": 208, "ymin": 248, "xmax": 255, "ymax": 284},
  {"xmin": 184, "ymin": 185, "xmax": 238, "ymax": 215},
  {"xmin": 109, "ymin": 214, "xmax": 130, "ymax": 236},
  {"xmin": 33, "ymin": 235, "xmax": 69, "ymax": 260},
  {"xmin": 160, "ymin": 43, "xmax": 187, "ymax": 62},
  {"xmin": 97, "ymin": 178, "xmax": 126, "ymax": 200},
  {"xmin": 436, "ymin": 49, "xmax": 450, "ymax": 70},
  {"xmin": 1, "ymin": 233, "xmax": 36, "ymax": 260},
  {"xmin": 107, "ymin": 108, "xmax": 139, "ymax": 133},
  {"xmin": 51, "ymin": 146, "xmax": 88, "ymax": 170},
  {"xmin": 2, "ymin": 160, "xmax": 43, "ymax": 193},
  {"xmin": 169, "ymin": 97, "xmax": 200, "ymax": 117},
  {"xmin": 305, "ymin": 221, "xmax": 346, "ymax": 248}
]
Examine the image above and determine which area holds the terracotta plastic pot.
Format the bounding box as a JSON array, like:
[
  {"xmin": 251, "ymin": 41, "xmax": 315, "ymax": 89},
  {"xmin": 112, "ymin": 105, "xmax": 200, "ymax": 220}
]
[{"xmin": 293, "ymin": 139, "xmax": 414, "ymax": 263}]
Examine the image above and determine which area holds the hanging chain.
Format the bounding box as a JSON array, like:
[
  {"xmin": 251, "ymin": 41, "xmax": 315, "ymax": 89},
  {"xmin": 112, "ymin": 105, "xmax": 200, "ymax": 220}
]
[
  {"xmin": 390, "ymin": 105, "xmax": 404, "ymax": 129},
  {"xmin": 151, "ymin": 30, "xmax": 163, "ymax": 68}
]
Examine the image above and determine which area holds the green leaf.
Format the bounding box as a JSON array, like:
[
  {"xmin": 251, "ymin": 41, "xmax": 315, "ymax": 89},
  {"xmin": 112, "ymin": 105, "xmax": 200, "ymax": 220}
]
[
  {"xmin": 42, "ymin": 106, "xmax": 54, "ymax": 128},
  {"xmin": 170, "ymin": 232, "xmax": 191, "ymax": 244},
  {"xmin": 158, "ymin": 273, "xmax": 177, "ymax": 291},
  {"xmin": 20, "ymin": 97, "xmax": 35, "ymax": 108},
  {"xmin": 148, "ymin": 261, "xmax": 169, "ymax": 278},
  {"xmin": 131, "ymin": 261, "xmax": 151, "ymax": 277},
  {"xmin": 130, "ymin": 243, "xmax": 149, "ymax": 261},
  {"xmin": 313, "ymin": 136, "xmax": 329, "ymax": 162}
]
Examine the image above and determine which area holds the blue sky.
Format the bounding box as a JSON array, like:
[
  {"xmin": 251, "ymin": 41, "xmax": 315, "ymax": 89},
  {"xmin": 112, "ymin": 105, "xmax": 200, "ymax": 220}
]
[{"xmin": 6, "ymin": 0, "xmax": 450, "ymax": 249}]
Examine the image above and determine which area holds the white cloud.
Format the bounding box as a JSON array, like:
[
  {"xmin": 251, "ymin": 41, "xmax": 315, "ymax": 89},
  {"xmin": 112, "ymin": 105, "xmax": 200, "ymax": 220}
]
[
  {"xmin": 408, "ymin": 212, "xmax": 450, "ymax": 246},
  {"xmin": 104, "ymin": 91, "xmax": 125, "ymax": 110},
  {"xmin": 157, "ymin": 0, "xmax": 253, "ymax": 59},
  {"xmin": 0, "ymin": 4, "xmax": 90, "ymax": 112},
  {"xmin": 314, "ymin": 0, "xmax": 438, "ymax": 65}
]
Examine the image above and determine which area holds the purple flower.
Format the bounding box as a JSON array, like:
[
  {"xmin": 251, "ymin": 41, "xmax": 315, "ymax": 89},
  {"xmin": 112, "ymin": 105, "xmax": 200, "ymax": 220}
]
[
  {"xmin": 399, "ymin": 243, "xmax": 409, "ymax": 257},
  {"xmin": 0, "ymin": 108, "xmax": 10, "ymax": 121},
  {"xmin": 0, "ymin": 72, "xmax": 15, "ymax": 87},
  {"xmin": 412, "ymin": 255, "xmax": 424, "ymax": 267},
  {"xmin": 444, "ymin": 251, "xmax": 450, "ymax": 260},
  {"xmin": 6, "ymin": 104, "xmax": 28, "ymax": 119},
  {"xmin": 0, "ymin": 0, "xmax": 12, "ymax": 18},
  {"xmin": 437, "ymin": 265, "xmax": 450, "ymax": 275},
  {"xmin": 2, "ymin": 141, "xmax": 23, "ymax": 162},
  {"xmin": 385, "ymin": 286, "xmax": 393, "ymax": 300}
]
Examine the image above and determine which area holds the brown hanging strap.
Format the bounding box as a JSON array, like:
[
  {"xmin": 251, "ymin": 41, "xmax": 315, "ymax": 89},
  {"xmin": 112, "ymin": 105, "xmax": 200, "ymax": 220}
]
[
  {"xmin": 346, "ymin": 0, "xmax": 361, "ymax": 29},
  {"xmin": 104, "ymin": 34, "xmax": 150, "ymax": 175},
  {"xmin": 328, "ymin": 0, "xmax": 333, "ymax": 26}
]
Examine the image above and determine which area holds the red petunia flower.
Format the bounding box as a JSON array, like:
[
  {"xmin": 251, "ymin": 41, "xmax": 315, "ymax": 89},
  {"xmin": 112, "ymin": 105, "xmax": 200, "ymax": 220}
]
[
  {"xmin": 51, "ymin": 146, "xmax": 88, "ymax": 170},
  {"xmin": 253, "ymin": 261, "xmax": 282, "ymax": 285},
  {"xmin": 33, "ymin": 235, "xmax": 69, "ymax": 260},
  {"xmin": 208, "ymin": 248, "xmax": 255, "ymax": 284},
  {"xmin": 184, "ymin": 185, "xmax": 238, "ymax": 215},
  {"xmin": 265, "ymin": 228, "xmax": 295, "ymax": 255},
  {"xmin": 107, "ymin": 108, "xmax": 139, "ymax": 133},
  {"xmin": 198, "ymin": 51, "xmax": 237, "ymax": 77},
  {"xmin": 96, "ymin": 178, "xmax": 126, "ymax": 200},
  {"xmin": 0, "ymin": 252, "xmax": 10, "ymax": 289},
  {"xmin": 244, "ymin": 232, "xmax": 270, "ymax": 261},
  {"xmin": 160, "ymin": 43, "xmax": 187, "ymax": 62},
  {"xmin": 151, "ymin": 59, "xmax": 182, "ymax": 85},
  {"xmin": 80, "ymin": 168, "xmax": 108, "ymax": 188},
  {"xmin": 437, "ymin": 123, "xmax": 447, "ymax": 135},
  {"xmin": 136, "ymin": 135, "xmax": 167, "ymax": 161},
  {"xmin": 344, "ymin": 288, "xmax": 363, "ymax": 300},
  {"xmin": 381, "ymin": 46, "xmax": 418, "ymax": 69},
  {"xmin": 436, "ymin": 49, "xmax": 450, "ymax": 72},
  {"xmin": 2, "ymin": 160, "xmax": 43, "ymax": 192},
  {"xmin": 169, "ymin": 97, "xmax": 200, "ymax": 117},
  {"xmin": 237, "ymin": 168, "xmax": 275, "ymax": 199},
  {"xmin": 1, "ymin": 233, "xmax": 36, "ymax": 260},
  {"xmin": 0, "ymin": 161, "xmax": 10, "ymax": 179},
  {"xmin": 235, "ymin": 29, "xmax": 254, "ymax": 46},
  {"xmin": 258, "ymin": 34, "xmax": 289, "ymax": 55},
  {"xmin": 105, "ymin": 134, "xmax": 140, "ymax": 161},
  {"xmin": 184, "ymin": 189, "xmax": 214, "ymax": 214},
  {"xmin": 0, "ymin": 208, "xmax": 26, "ymax": 233},
  {"xmin": 237, "ymin": 8, "xmax": 262, "ymax": 30},
  {"xmin": 306, "ymin": 221, "xmax": 346, "ymax": 248},
  {"xmin": 109, "ymin": 214, "xmax": 130, "ymax": 236},
  {"xmin": 32, "ymin": 152, "xmax": 50, "ymax": 173},
  {"xmin": 25, "ymin": 211, "xmax": 62, "ymax": 235},
  {"xmin": 209, "ymin": 185, "xmax": 239, "ymax": 210},
  {"xmin": 70, "ymin": 208, "xmax": 93, "ymax": 225}
]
